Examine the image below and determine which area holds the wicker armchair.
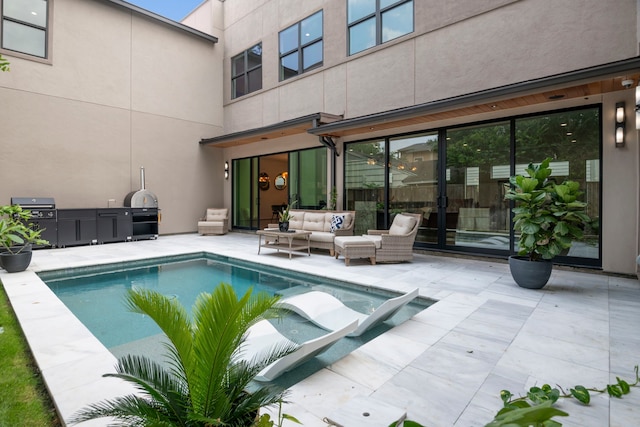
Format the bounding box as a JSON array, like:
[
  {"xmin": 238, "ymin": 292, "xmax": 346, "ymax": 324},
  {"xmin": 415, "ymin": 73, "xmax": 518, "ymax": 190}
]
[
  {"xmin": 197, "ymin": 208, "xmax": 229, "ymax": 235},
  {"xmin": 364, "ymin": 212, "xmax": 422, "ymax": 263}
]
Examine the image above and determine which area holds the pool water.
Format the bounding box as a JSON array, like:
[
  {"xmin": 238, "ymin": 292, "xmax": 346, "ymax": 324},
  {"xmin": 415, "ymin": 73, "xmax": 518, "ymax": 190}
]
[{"xmin": 40, "ymin": 253, "xmax": 429, "ymax": 386}]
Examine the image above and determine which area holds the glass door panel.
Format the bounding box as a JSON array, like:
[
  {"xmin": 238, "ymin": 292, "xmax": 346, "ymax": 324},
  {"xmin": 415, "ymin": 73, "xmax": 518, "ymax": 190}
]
[
  {"xmin": 445, "ymin": 122, "xmax": 511, "ymax": 250},
  {"xmin": 514, "ymin": 108, "xmax": 600, "ymax": 260},
  {"xmin": 232, "ymin": 157, "xmax": 258, "ymax": 229},
  {"xmin": 290, "ymin": 147, "xmax": 328, "ymax": 209},
  {"xmin": 345, "ymin": 139, "xmax": 386, "ymax": 235},
  {"xmin": 389, "ymin": 132, "xmax": 439, "ymax": 244}
]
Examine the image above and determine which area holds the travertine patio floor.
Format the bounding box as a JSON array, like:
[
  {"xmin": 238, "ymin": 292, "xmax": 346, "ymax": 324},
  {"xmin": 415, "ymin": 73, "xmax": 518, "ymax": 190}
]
[{"xmin": 1, "ymin": 233, "xmax": 638, "ymax": 426}]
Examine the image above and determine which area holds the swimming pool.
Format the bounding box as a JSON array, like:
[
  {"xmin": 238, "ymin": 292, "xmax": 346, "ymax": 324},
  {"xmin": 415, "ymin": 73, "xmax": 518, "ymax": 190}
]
[{"xmin": 40, "ymin": 253, "xmax": 430, "ymax": 385}]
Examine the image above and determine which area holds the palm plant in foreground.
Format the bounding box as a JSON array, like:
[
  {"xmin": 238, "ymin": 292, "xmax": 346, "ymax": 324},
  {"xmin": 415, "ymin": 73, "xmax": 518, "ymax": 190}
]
[{"xmin": 70, "ymin": 282, "xmax": 297, "ymax": 426}]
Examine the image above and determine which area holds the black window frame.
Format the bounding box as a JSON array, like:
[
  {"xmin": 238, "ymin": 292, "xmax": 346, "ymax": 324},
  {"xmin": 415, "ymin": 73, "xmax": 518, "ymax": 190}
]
[
  {"xmin": 0, "ymin": 0, "xmax": 51, "ymax": 60},
  {"xmin": 347, "ymin": 0, "xmax": 414, "ymax": 56},
  {"xmin": 278, "ymin": 10, "xmax": 323, "ymax": 82},
  {"xmin": 231, "ymin": 42, "xmax": 263, "ymax": 99}
]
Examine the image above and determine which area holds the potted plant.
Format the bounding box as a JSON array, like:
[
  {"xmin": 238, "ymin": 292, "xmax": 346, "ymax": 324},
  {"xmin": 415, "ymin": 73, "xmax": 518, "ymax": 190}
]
[
  {"xmin": 504, "ymin": 158, "xmax": 591, "ymax": 288},
  {"xmin": 278, "ymin": 200, "xmax": 296, "ymax": 232},
  {"xmin": 0, "ymin": 205, "xmax": 49, "ymax": 273}
]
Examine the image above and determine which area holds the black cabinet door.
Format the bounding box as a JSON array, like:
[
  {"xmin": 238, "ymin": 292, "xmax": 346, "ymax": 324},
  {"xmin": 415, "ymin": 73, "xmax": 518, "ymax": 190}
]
[
  {"xmin": 57, "ymin": 209, "xmax": 97, "ymax": 247},
  {"xmin": 97, "ymin": 209, "xmax": 132, "ymax": 243}
]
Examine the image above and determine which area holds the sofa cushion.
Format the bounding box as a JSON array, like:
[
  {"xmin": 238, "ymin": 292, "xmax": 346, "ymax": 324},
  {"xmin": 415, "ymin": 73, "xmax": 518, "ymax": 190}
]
[
  {"xmin": 389, "ymin": 214, "xmax": 416, "ymax": 235},
  {"xmin": 330, "ymin": 214, "xmax": 346, "ymax": 233},
  {"xmin": 288, "ymin": 210, "xmax": 305, "ymax": 230},
  {"xmin": 308, "ymin": 231, "xmax": 335, "ymax": 243},
  {"xmin": 303, "ymin": 212, "xmax": 326, "ymax": 231}
]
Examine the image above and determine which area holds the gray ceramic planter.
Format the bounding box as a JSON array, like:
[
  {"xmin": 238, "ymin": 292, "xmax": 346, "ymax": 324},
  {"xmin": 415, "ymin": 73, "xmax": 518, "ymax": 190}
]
[{"xmin": 508, "ymin": 256, "xmax": 552, "ymax": 289}]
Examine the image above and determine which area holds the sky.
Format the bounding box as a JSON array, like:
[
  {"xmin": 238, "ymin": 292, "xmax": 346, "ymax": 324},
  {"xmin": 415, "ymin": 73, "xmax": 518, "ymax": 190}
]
[{"xmin": 124, "ymin": 0, "xmax": 204, "ymax": 22}]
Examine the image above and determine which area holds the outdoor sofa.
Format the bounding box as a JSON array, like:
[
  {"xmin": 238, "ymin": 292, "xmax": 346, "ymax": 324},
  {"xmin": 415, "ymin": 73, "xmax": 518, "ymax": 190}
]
[{"xmin": 282, "ymin": 210, "xmax": 356, "ymax": 255}]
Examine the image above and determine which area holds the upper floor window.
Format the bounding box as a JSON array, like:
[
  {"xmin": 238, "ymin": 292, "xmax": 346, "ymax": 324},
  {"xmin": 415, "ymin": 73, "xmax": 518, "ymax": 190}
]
[
  {"xmin": 347, "ymin": 0, "xmax": 413, "ymax": 55},
  {"xmin": 231, "ymin": 43, "xmax": 262, "ymax": 99},
  {"xmin": 1, "ymin": 0, "xmax": 50, "ymax": 58},
  {"xmin": 279, "ymin": 10, "xmax": 323, "ymax": 81}
]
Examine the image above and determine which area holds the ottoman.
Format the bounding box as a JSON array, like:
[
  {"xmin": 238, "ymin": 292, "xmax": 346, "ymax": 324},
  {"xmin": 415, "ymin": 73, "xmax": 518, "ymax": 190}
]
[{"xmin": 334, "ymin": 236, "xmax": 376, "ymax": 266}]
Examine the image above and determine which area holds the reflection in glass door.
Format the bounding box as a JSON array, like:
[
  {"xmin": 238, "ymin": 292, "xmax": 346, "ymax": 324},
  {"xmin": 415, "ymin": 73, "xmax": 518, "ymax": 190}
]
[
  {"xmin": 389, "ymin": 133, "xmax": 439, "ymax": 244},
  {"xmin": 445, "ymin": 122, "xmax": 511, "ymax": 251},
  {"xmin": 345, "ymin": 139, "xmax": 386, "ymax": 235}
]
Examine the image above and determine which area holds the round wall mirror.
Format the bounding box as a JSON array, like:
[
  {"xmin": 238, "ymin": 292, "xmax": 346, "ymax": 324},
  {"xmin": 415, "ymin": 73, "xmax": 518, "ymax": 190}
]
[
  {"xmin": 258, "ymin": 172, "xmax": 270, "ymax": 190},
  {"xmin": 274, "ymin": 173, "xmax": 287, "ymax": 190}
]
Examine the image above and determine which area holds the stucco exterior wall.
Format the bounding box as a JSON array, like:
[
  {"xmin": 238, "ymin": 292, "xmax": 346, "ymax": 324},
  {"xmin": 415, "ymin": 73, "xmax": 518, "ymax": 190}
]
[
  {"xmin": 0, "ymin": 0, "xmax": 224, "ymax": 235},
  {"xmin": 602, "ymin": 89, "xmax": 639, "ymax": 274},
  {"xmin": 221, "ymin": 0, "xmax": 638, "ymax": 131}
]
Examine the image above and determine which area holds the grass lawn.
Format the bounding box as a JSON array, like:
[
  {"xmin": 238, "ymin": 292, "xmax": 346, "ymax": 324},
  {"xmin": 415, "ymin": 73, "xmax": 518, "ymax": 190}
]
[{"xmin": 0, "ymin": 282, "xmax": 60, "ymax": 426}]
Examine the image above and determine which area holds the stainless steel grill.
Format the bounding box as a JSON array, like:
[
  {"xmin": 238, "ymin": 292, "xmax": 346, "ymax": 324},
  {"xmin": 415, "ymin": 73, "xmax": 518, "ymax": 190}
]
[{"xmin": 10, "ymin": 197, "xmax": 57, "ymax": 247}]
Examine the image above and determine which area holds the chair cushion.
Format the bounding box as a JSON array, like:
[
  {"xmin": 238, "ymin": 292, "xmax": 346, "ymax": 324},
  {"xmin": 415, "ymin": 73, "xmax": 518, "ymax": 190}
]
[
  {"xmin": 362, "ymin": 235, "xmax": 382, "ymax": 249},
  {"xmin": 388, "ymin": 214, "xmax": 416, "ymax": 235},
  {"xmin": 206, "ymin": 209, "xmax": 227, "ymax": 221},
  {"xmin": 330, "ymin": 214, "xmax": 346, "ymax": 233},
  {"xmin": 198, "ymin": 221, "xmax": 224, "ymax": 227}
]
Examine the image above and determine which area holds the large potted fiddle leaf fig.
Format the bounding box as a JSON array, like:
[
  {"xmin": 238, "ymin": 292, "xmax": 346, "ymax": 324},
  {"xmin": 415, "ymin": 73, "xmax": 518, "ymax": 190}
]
[{"xmin": 504, "ymin": 158, "xmax": 591, "ymax": 289}]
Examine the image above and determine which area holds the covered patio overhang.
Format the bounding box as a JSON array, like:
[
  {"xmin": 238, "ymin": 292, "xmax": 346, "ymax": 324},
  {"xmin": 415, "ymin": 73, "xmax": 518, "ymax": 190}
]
[
  {"xmin": 308, "ymin": 57, "xmax": 640, "ymax": 139},
  {"xmin": 199, "ymin": 113, "xmax": 343, "ymax": 148}
]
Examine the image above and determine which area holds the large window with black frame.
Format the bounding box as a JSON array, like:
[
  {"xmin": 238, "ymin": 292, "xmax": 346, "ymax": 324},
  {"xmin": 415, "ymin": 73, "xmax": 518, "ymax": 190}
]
[
  {"xmin": 1, "ymin": 0, "xmax": 50, "ymax": 59},
  {"xmin": 279, "ymin": 10, "xmax": 323, "ymax": 81},
  {"xmin": 231, "ymin": 43, "xmax": 262, "ymax": 99},
  {"xmin": 347, "ymin": 0, "xmax": 413, "ymax": 56}
]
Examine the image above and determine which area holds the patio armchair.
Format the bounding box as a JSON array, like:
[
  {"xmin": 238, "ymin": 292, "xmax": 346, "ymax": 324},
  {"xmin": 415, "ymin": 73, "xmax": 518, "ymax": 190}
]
[
  {"xmin": 364, "ymin": 212, "xmax": 422, "ymax": 263},
  {"xmin": 197, "ymin": 208, "xmax": 229, "ymax": 235}
]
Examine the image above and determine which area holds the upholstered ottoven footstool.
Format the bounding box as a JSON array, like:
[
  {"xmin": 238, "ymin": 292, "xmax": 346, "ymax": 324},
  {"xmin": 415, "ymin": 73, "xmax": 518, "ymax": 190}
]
[{"xmin": 334, "ymin": 236, "xmax": 376, "ymax": 266}]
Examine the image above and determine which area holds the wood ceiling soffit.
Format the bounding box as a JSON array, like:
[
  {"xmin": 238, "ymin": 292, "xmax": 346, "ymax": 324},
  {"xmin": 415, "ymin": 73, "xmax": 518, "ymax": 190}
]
[{"xmin": 326, "ymin": 76, "xmax": 639, "ymax": 138}]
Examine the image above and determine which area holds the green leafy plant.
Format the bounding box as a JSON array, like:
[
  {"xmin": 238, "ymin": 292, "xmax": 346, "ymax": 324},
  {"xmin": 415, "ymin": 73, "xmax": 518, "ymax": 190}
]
[
  {"xmin": 70, "ymin": 283, "xmax": 301, "ymax": 426},
  {"xmin": 0, "ymin": 205, "xmax": 49, "ymax": 254},
  {"xmin": 278, "ymin": 200, "xmax": 297, "ymax": 223},
  {"xmin": 488, "ymin": 365, "xmax": 639, "ymax": 426},
  {"xmin": 255, "ymin": 401, "xmax": 301, "ymax": 427},
  {"xmin": 504, "ymin": 158, "xmax": 591, "ymax": 261},
  {"xmin": 390, "ymin": 366, "xmax": 639, "ymax": 427},
  {"xmin": 0, "ymin": 53, "xmax": 9, "ymax": 72},
  {"xmin": 328, "ymin": 187, "xmax": 337, "ymax": 210}
]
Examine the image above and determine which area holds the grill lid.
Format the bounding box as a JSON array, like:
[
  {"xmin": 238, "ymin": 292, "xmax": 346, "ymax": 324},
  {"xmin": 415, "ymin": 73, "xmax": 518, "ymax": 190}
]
[{"xmin": 11, "ymin": 197, "xmax": 56, "ymax": 209}]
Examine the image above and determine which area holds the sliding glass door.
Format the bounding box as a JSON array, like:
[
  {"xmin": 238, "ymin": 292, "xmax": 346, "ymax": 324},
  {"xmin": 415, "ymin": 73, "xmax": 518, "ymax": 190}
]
[
  {"xmin": 513, "ymin": 108, "xmax": 600, "ymax": 261},
  {"xmin": 231, "ymin": 147, "xmax": 329, "ymax": 230},
  {"xmin": 445, "ymin": 121, "xmax": 511, "ymax": 251},
  {"xmin": 344, "ymin": 105, "xmax": 601, "ymax": 266}
]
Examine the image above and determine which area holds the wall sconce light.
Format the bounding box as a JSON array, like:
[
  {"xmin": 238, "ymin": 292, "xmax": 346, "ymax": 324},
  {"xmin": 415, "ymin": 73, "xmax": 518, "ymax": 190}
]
[
  {"xmin": 224, "ymin": 161, "xmax": 229, "ymax": 179},
  {"xmin": 615, "ymin": 102, "xmax": 625, "ymax": 147},
  {"xmin": 636, "ymin": 86, "xmax": 640, "ymax": 130}
]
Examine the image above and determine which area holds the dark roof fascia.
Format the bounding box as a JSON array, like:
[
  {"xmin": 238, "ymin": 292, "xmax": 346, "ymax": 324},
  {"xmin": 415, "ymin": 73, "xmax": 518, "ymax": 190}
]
[
  {"xmin": 98, "ymin": 0, "xmax": 218, "ymax": 43},
  {"xmin": 309, "ymin": 56, "xmax": 640, "ymax": 135},
  {"xmin": 200, "ymin": 113, "xmax": 324, "ymax": 146}
]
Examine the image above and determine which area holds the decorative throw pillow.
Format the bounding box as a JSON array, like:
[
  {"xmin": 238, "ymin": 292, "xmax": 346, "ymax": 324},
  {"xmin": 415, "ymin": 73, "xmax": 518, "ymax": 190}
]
[{"xmin": 330, "ymin": 214, "xmax": 346, "ymax": 233}]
